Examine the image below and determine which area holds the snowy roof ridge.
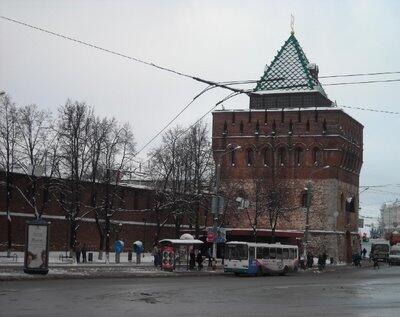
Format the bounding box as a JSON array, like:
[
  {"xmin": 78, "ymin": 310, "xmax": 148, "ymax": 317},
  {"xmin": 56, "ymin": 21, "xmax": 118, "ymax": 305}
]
[{"xmin": 254, "ymin": 33, "xmax": 327, "ymax": 97}]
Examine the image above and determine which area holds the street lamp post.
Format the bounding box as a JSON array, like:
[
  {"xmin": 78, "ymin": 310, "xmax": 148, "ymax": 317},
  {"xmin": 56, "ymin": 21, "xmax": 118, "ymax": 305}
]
[
  {"xmin": 212, "ymin": 145, "xmax": 241, "ymax": 260},
  {"xmin": 303, "ymin": 165, "xmax": 330, "ymax": 259}
]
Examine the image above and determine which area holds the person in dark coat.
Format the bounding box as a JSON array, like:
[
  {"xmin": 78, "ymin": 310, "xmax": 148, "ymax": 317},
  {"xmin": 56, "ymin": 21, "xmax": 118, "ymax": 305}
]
[
  {"xmin": 196, "ymin": 251, "xmax": 203, "ymax": 271},
  {"xmin": 189, "ymin": 249, "xmax": 196, "ymax": 270},
  {"xmin": 306, "ymin": 252, "xmax": 313, "ymax": 268},
  {"xmin": 81, "ymin": 243, "xmax": 87, "ymax": 263},
  {"xmin": 362, "ymin": 248, "xmax": 367, "ymax": 259},
  {"xmin": 74, "ymin": 241, "xmax": 81, "ymax": 263}
]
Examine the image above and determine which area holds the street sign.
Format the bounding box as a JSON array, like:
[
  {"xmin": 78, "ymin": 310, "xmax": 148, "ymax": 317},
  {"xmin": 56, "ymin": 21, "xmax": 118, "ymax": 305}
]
[
  {"xmin": 211, "ymin": 195, "xmax": 224, "ymax": 215},
  {"xmin": 206, "ymin": 227, "xmax": 226, "ymax": 243}
]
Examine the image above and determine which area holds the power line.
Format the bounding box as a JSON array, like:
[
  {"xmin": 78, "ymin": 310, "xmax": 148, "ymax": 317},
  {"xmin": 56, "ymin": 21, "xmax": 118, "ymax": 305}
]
[
  {"xmin": 0, "ymin": 15, "xmax": 248, "ymax": 95},
  {"xmin": 320, "ymin": 71, "xmax": 400, "ymax": 79},
  {"xmin": 135, "ymin": 85, "xmax": 216, "ymax": 156},
  {"xmin": 324, "ymin": 78, "xmax": 400, "ymax": 86},
  {"xmin": 3, "ymin": 15, "xmax": 400, "ymax": 91},
  {"xmin": 337, "ymin": 105, "xmax": 400, "ymax": 115}
]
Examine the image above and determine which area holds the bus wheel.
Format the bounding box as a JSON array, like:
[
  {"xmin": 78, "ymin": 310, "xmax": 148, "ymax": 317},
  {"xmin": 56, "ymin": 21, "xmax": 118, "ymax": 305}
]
[{"xmin": 279, "ymin": 266, "xmax": 289, "ymax": 276}]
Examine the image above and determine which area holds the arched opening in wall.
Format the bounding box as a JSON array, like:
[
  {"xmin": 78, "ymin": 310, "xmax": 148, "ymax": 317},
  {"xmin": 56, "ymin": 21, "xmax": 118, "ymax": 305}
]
[
  {"xmin": 294, "ymin": 147, "xmax": 303, "ymax": 166},
  {"xmin": 306, "ymin": 119, "xmax": 310, "ymax": 133},
  {"xmin": 232, "ymin": 112, "xmax": 236, "ymax": 124},
  {"xmin": 246, "ymin": 148, "xmax": 253, "ymax": 166},
  {"xmin": 263, "ymin": 147, "xmax": 271, "ymax": 166},
  {"xmin": 223, "ymin": 121, "xmax": 228, "ymax": 136},
  {"xmin": 312, "ymin": 147, "xmax": 322, "ymax": 166},
  {"xmin": 281, "ymin": 109, "xmax": 284, "ymax": 123},
  {"xmin": 264, "ymin": 110, "xmax": 268, "ymax": 124},
  {"xmin": 272, "ymin": 119, "xmax": 276, "ymax": 134},
  {"xmin": 230, "ymin": 149, "xmax": 236, "ymax": 167},
  {"xmin": 298, "ymin": 108, "xmax": 301, "ymax": 122},
  {"xmin": 239, "ymin": 121, "xmax": 244, "ymax": 134},
  {"xmin": 289, "ymin": 120, "xmax": 293, "ymax": 134},
  {"xmin": 322, "ymin": 118, "xmax": 327, "ymax": 134},
  {"xmin": 278, "ymin": 147, "xmax": 286, "ymax": 166}
]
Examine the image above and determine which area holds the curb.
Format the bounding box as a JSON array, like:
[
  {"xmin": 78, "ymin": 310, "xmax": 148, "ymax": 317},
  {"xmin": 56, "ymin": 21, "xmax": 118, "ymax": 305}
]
[{"xmin": 0, "ymin": 269, "xmax": 225, "ymax": 282}]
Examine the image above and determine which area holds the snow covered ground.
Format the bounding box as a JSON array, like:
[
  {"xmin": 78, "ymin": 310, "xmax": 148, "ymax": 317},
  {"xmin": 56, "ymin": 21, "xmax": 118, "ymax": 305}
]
[{"xmin": 0, "ymin": 251, "xmax": 155, "ymax": 265}]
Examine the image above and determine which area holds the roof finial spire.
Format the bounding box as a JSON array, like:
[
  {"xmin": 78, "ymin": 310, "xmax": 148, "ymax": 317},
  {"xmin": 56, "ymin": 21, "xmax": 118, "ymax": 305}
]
[{"xmin": 290, "ymin": 14, "xmax": 295, "ymax": 34}]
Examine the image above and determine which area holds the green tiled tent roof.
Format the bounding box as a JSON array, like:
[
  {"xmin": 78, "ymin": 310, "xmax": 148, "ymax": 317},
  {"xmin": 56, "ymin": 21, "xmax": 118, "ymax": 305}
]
[{"xmin": 254, "ymin": 33, "xmax": 327, "ymax": 96}]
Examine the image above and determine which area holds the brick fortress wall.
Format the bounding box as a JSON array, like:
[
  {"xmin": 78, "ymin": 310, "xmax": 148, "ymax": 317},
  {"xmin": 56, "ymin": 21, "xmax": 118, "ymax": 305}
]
[
  {"xmin": 0, "ymin": 172, "xmax": 210, "ymax": 252},
  {"xmin": 212, "ymin": 108, "xmax": 363, "ymax": 262}
]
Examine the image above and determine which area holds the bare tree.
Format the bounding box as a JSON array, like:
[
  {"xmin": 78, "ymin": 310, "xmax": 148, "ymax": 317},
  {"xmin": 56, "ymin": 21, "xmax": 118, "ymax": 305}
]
[
  {"xmin": 96, "ymin": 121, "xmax": 136, "ymax": 259},
  {"xmin": 56, "ymin": 100, "xmax": 94, "ymax": 251},
  {"xmin": 0, "ymin": 94, "xmax": 19, "ymax": 256},
  {"xmin": 147, "ymin": 126, "xmax": 194, "ymax": 239},
  {"xmin": 14, "ymin": 104, "xmax": 54, "ymax": 219}
]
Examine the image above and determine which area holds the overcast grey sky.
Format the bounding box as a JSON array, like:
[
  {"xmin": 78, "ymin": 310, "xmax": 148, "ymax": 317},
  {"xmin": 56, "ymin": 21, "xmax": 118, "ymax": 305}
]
[{"xmin": 1, "ymin": 0, "xmax": 400, "ymax": 218}]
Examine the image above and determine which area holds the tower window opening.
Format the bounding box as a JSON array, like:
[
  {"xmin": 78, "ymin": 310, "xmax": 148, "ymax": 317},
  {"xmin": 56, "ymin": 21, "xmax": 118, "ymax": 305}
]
[
  {"xmin": 306, "ymin": 119, "xmax": 310, "ymax": 133},
  {"xmin": 232, "ymin": 112, "xmax": 236, "ymax": 124},
  {"xmin": 272, "ymin": 119, "xmax": 276, "ymax": 134},
  {"xmin": 230, "ymin": 149, "xmax": 236, "ymax": 167},
  {"xmin": 264, "ymin": 110, "xmax": 268, "ymax": 124},
  {"xmin": 289, "ymin": 119, "xmax": 293, "ymax": 134},
  {"xmin": 298, "ymin": 108, "xmax": 301, "ymax": 122},
  {"xmin": 281, "ymin": 109, "xmax": 285, "ymax": 123},
  {"xmin": 240, "ymin": 120, "xmax": 244, "ymax": 134},
  {"xmin": 278, "ymin": 148, "xmax": 286, "ymax": 166},
  {"xmin": 223, "ymin": 121, "xmax": 228, "ymax": 136},
  {"xmin": 314, "ymin": 109, "xmax": 318, "ymax": 122},
  {"xmin": 263, "ymin": 148, "xmax": 270, "ymax": 166},
  {"xmin": 248, "ymin": 111, "xmax": 252, "ymax": 123},
  {"xmin": 246, "ymin": 148, "xmax": 253, "ymax": 166},
  {"xmin": 295, "ymin": 147, "xmax": 303, "ymax": 166},
  {"xmin": 312, "ymin": 147, "xmax": 321, "ymax": 166},
  {"xmin": 322, "ymin": 118, "xmax": 327, "ymax": 134}
]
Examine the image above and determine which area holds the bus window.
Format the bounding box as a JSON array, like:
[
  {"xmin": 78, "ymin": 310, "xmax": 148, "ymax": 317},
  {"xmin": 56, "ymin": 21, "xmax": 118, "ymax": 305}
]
[
  {"xmin": 249, "ymin": 247, "xmax": 255, "ymax": 259},
  {"xmin": 283, "ymin": 248, "xmax": 289, "ymax": 259},
  {"xmin": 294, "ymin": 249, "xmax": 298, "ymax": 259},
  {"xmin": 277, "ymin": 248, "xmax": 283, "ymax": 260},
  {"xmin": 226, "ymin": 244, "xmax": 248, "ymax": 261},
  {"xmin": 269, "ymin": 248, "xmax": 276, "ymax": 259},
  {"xmin": 264, "ymin": 248, "xmax": 270, "ymax": 259},
  {"xmin": 256, "ymin": 247, "xmax": 264, "ymax": 259}
]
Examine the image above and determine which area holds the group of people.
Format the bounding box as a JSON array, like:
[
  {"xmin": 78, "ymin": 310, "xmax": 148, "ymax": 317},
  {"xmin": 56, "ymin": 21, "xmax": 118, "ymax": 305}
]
[
  {"xmin": 73, "ymin": 241, "xmax": 87, "ymax": 263},
  {"xmin": 299, "ymin": 252, "xmax": 330, "ymax": 270},
  {"xmin": 152, "ymin": 243, "xmax": 214, "ymax": 270}
]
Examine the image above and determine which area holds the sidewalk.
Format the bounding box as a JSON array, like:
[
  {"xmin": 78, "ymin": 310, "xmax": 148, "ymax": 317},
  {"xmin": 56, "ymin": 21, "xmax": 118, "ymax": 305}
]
[{"xmin": 0, "ymin": 251, "xmax": 224, "ymax": 281}]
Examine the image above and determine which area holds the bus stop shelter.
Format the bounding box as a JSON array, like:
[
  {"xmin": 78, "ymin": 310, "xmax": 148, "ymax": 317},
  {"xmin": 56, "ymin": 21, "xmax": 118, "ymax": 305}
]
[{"xmin": 159, "ymin": 238, "xmax": 204, "ymax": 271}]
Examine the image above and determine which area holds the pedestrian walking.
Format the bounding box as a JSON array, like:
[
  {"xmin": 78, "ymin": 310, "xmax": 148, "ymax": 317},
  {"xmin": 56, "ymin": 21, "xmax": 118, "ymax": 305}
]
[
  {"xmin": 152, "ymin": 244, "xmax": 159, "ymax": 267},
  {"xmin": 307, "ymin": 252, "xmax": 313, "ymax": 268},
  {"xmin": 362, "ymin": 248, "xmax": 367, "ymax": 259},
  {"xmin": 81, "ymin": 243, "xmax": 87, "ymax": 263},
  {"xmin": 74, "ymin": 241, "xmax": 81, "ymax": 263},
  {"xmin": 373, "ymin": 255, "xmax": 379, "ymax": 269},
  {"xmin": 189, "ymin": 249, "xmax": 196, "ymax": 270},
  {"xmin": 196, "ymin": 251, "xmax": 203, "ymax": 271},
  {"xmin": 207, "ymin": 248, "xmax": 213, "ymax": 268}
]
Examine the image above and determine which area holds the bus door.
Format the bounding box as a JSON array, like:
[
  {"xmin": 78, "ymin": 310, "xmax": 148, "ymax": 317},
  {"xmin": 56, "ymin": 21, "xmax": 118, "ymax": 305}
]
[
  {"xmin": 248, "ymin": 246, "xmax": 258, "ymax": 274},
  {"xmin": 277, "ymin": 248, "xmax": 284, "ymax": 271},
  {"xmin": 269, "ymin": 248, "xmax": 277, "ymax": 270}
]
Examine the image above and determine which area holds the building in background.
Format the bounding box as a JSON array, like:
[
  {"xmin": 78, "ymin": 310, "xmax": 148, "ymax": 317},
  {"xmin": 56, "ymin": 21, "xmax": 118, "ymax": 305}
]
[
  {"xmin": 380, "ymin": 200, "xmax": 400, "ymax": 235},
  {"xmin": 212, "ymin": 32, "xmax": 363, "ymax": 262}
]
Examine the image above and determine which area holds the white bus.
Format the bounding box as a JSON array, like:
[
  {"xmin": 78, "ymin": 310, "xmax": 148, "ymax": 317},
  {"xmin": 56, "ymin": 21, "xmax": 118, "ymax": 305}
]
[{"xmin": 224, "ymin": 241, "xmax": 299, "ymax": 275}]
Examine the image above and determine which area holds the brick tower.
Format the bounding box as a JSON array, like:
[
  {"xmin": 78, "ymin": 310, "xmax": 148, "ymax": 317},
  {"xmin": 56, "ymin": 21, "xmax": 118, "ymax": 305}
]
[{"xmin": 212, "ymin": 32, "xmax": 363, "ymax": 262}]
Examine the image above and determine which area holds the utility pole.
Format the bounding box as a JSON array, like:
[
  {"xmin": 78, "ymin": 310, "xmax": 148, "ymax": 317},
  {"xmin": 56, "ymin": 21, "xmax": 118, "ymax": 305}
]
[{"xmin": 212, "ymin": 145, "xmax": 241, "ymax": 261}]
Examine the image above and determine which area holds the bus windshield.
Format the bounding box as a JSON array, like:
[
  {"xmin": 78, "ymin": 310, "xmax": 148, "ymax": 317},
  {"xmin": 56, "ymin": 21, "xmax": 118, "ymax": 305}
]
[{"xmin": 226, "ymin": 244, "xmax": 248, "ymax": 261}]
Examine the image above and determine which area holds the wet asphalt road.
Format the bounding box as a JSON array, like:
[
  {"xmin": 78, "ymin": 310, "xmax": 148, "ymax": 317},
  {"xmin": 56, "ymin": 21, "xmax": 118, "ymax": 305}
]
[{"xmin": 1, "ymin": 265, "xmax": 400, "ymax": 317}]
